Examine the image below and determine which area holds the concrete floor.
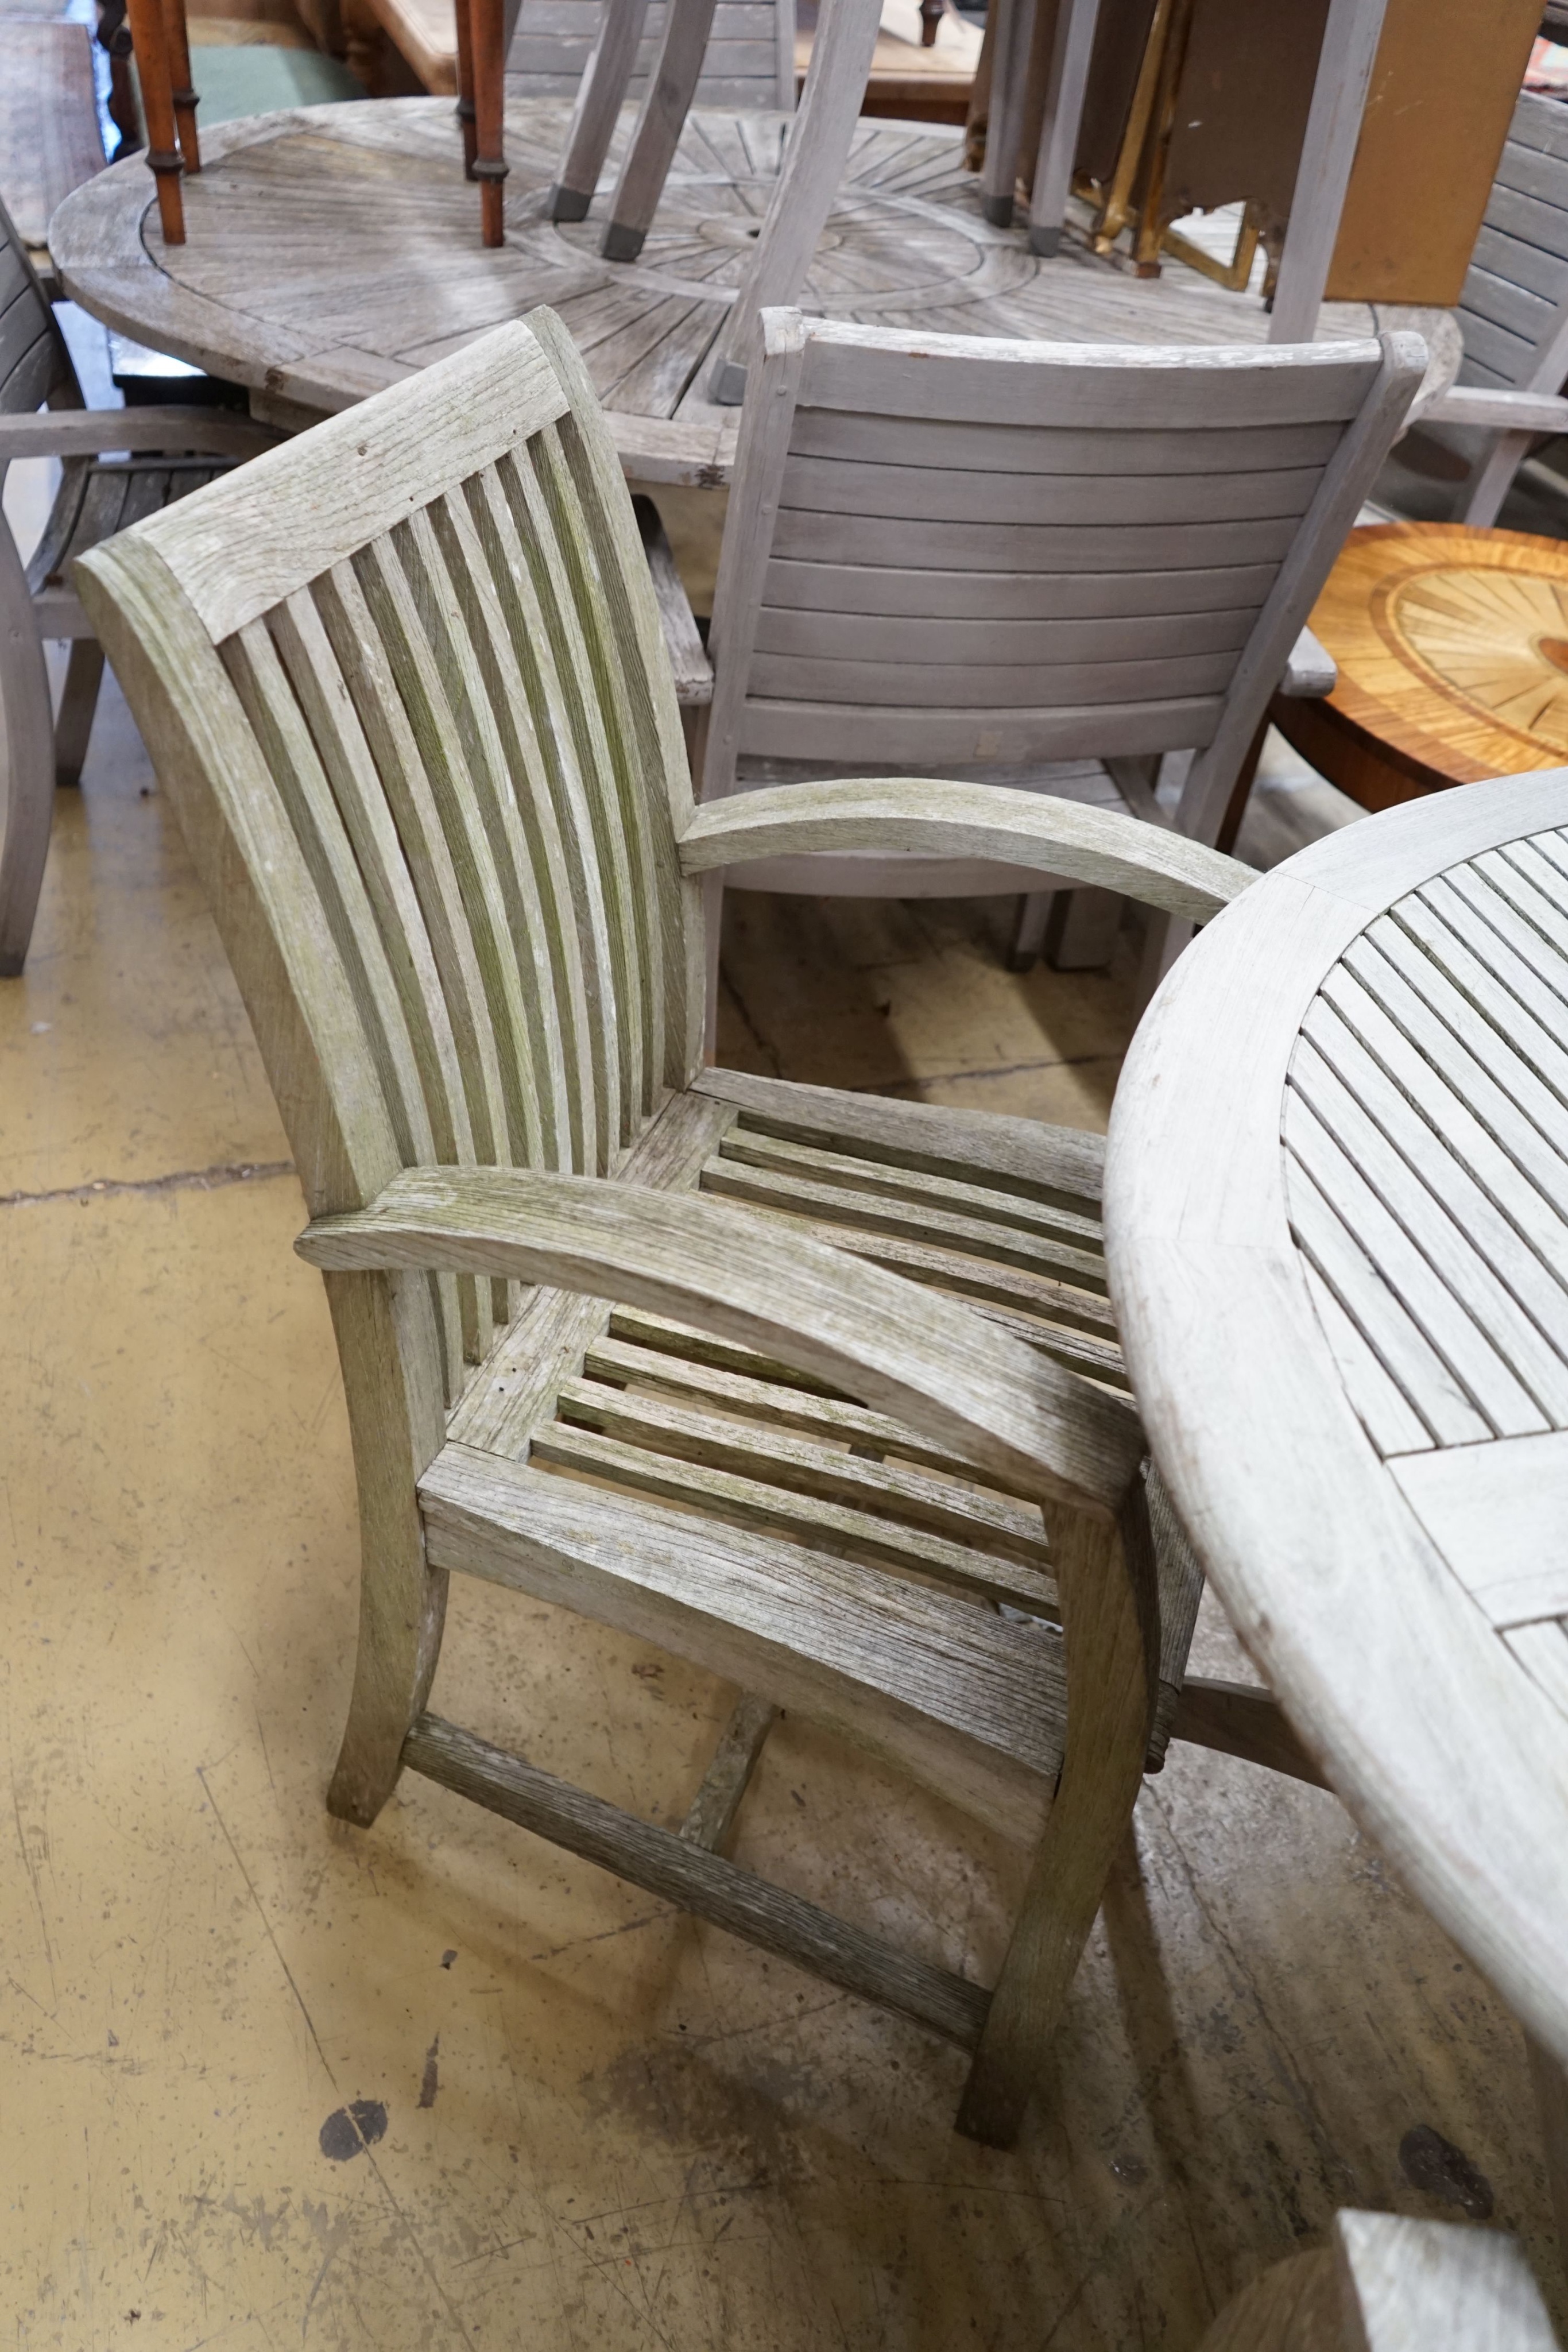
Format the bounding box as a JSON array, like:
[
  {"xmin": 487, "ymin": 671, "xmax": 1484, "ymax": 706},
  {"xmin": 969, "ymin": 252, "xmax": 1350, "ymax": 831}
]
[{"xmin": 0, "ymin": 476, "xmax": 1561, "ymax": 2345}]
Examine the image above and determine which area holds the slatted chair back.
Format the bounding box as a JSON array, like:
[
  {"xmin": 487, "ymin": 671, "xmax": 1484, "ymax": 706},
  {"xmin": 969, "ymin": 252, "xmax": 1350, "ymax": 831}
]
[
  {"xmin": 75, "ymin": 308, "xmax": 701, "ymax": 1417},
  {"xmin": 0, "ymin": 194, "xmax": 77, "ymax": 419},
  {"xmin": 702, "ymin": 312, "xmax": 1426, "ymax": 849},
  {"xmin": 1457, "ymin": 89, "xmax": 1568, "ymax": 408},
  {"xmin": 508, "ymin": 0, "xmax": 795, "ymax": 109}
]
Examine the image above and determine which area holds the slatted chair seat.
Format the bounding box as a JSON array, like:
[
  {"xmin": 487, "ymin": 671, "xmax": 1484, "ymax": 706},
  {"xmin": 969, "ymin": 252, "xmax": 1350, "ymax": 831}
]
[
  {"xmin": 0, "ymin": 195, "xmax": 278, "ymax": 971},
  {"xmin": 78, "ymin": 303, "xmax": 1308, "ymax": 2150}
]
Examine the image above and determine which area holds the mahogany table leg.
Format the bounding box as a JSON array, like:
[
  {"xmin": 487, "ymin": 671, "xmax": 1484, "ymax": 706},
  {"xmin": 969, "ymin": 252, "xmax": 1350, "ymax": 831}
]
[
  {"xmin": 162, "ymin": 0, "xmax": 200, "ymax": 173},
  {"xmin": 470, "ymin": 0, "xmax": 508, "ymax": 245},
  {"xmin": 125, "ymin": 0, "xmax": 184, "ymax": 242},
  {"xmin": 454, "ymin": 0, "xmax": 478, "ymax": 177}
]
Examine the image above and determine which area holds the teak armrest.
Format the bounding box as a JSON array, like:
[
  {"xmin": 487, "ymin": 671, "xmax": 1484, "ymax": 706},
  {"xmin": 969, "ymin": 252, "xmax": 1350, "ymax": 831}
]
[
  {"xmin": 1280, "ymin": 626, "xmax": 1335, "ymax": 699},
  {"xmin": 677, "ymin": 781, "xmax": 1255, "ymax": 921},
  {"xmin": 296, "ymin": 1166, "xmax": 1144, "ymax": 1514},
  {"xmin": 1423, "ymin": 384, "xmax": 1568, "ymax": 435},
  {"xmin": 0, "ymin": 408, "xmax": 285, "ymax": 463}
]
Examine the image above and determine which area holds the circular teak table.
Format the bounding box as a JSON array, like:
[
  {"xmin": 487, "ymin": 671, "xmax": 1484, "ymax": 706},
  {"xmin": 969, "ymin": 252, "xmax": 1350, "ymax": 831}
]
[
  {"xmin": 48, "ymin": 95, "xmax": 1460, "ymax": 489},
  {"xmin": 1274, "ymin": 521, "xmax": 1568, "ymax": 810},
  {"xmin": 1105, "ymin": 769, "xmax": 1568, "ymax": 2214}
]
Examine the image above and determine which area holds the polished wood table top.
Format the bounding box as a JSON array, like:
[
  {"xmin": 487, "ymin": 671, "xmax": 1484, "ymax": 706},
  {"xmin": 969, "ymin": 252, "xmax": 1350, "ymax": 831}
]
[
  {"xmin": 48, "ymin": 96, "xmax": 1459, "ymax": 489},
  {"xmin": 1105, "ymin": 769, "xmax": 1568, "ymax": 2079},
  {"xmin": 1274, "ymin": 522, "xmax": 1568, "ymax": 810}
]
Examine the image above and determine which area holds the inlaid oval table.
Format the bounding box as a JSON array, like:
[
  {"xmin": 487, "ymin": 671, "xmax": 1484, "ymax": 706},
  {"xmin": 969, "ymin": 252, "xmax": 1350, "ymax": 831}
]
[
  {"xmin": 1104, "ymin": 768, "xmax": 1568, "ymax": 2238},
  {"xmin": 48, "ymin": 94, "xmax": 1461, "ymax": 488}
]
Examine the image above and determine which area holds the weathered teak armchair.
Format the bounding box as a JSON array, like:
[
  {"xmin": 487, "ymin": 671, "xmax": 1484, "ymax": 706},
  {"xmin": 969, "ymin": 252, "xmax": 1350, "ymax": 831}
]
[
  {"xmin": 0, "ymin": 195, "xmax": 277, "ymax": 972},
  {"xmin": 687, "ymin": 311, "xmax": 1423, "ymax": 981},
  {"xmin": 79, "ymin": 308, "xmax": 1293, "ymax": 2146}
]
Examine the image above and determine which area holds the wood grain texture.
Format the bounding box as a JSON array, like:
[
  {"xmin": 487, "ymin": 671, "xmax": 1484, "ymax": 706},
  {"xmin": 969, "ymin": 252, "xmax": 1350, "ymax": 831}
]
[
  {"xmin": 47, "ymin": 98, "xmax": 1453, "ymax": 493},
  {"xmin": 1104, "ymin": 770, "xmax": 1568, "ymax": 2087},
  {"xmin": 1275, "ymin": 524, "xmax": 1568, "ymax": 808}
]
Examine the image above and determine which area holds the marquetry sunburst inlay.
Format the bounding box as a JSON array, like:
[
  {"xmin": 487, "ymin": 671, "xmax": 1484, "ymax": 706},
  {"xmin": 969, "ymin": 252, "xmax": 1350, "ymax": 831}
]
[{"xmin": 1387, "ymin": 566, "xmax": 1568, "ymax": 753}]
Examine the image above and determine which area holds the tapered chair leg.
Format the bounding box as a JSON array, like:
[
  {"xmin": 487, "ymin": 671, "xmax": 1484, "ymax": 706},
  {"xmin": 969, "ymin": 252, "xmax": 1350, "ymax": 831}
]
[
  {"xmin": 956, "ymin": 1484, "xmax": 1159, "ymax": 2147},
  {"xmin": 1462, "ymin": 428, "xmax": 1534, "ymax": 528},
  {"xmin": 54, "ymin": 641, "xmax": 105, "ymax": 788},
  {"xmin": 0, "ymin": 526, "xmax": 60, "ymax": 976},
  {"xmin": 601, "ymin": 0, "xmax": 720, "ymax": 261},
  {"xmin": 551, "ymin": 0, "xmax": 655, "ymax": 221},
  {"xmin": 324, "ymin": 1272, "xmax": 452, "ymax": 1825}
]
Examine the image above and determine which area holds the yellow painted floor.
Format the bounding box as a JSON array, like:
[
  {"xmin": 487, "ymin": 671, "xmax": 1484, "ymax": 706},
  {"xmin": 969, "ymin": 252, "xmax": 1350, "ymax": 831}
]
[{"xmin": 0, "ymin": 640, "xmax": 1559, "ymax": 2344}]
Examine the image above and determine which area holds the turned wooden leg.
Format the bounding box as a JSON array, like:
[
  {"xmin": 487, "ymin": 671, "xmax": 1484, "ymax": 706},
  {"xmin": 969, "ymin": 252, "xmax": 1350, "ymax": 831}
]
[
  {"xmin": 956, "ymin": 1481, "xmax": 1159, "ymax": 2146},
  {"xmin": 454, "ymin": 0, "xmax": 478, "ymax": 177},
  {"xmin": 162, "ymin": 0, "xmax": 200, "ymax": 172},
  {"xmin": 323, "ymin": 1272, "xmax": 450, "ymax": 1826},
  {"xmin": 0, "ymin": 525, "xmax": 58, "ymax": 977},
  {"xmin": 470, "ymin": 0, "xmax": 508, "ymax": 244},
  {"xmin": 125, "ymin": 0, "xmax": 184, "ymax": 242},
  {"xmin": 55, "ymin": 641, "xmax": 106, "ymax": 789}
]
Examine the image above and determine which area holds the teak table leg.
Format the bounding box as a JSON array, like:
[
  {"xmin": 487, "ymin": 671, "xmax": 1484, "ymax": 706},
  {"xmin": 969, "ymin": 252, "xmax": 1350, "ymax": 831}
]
[
  {"xmin": 470, "ymin": 0, "xmax": 508, "ymax": 243},
  {"xmin": 125, "ymin": 0, "xmax": 185, "ymax": 242},
  {"xmin": 162, "ymin": 0, "xmax": 200, "ymax": 173}
]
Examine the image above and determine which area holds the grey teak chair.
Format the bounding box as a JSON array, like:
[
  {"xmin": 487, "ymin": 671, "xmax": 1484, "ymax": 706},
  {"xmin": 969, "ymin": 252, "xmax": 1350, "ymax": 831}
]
[
  {"xmin": 685, "ymin": 310, "xmax": 1423, "ymax": 984},
  {"xmin": 78, "ymin": 305, "xmax": 1306, "ymax": 2148},
  {"xmin": 0, "ymin": 195, "xmax": 276, "ymax": 972},
  {"xmin": 1421, "ymin": 90, "xmax": 1568, "ymax": 526}
]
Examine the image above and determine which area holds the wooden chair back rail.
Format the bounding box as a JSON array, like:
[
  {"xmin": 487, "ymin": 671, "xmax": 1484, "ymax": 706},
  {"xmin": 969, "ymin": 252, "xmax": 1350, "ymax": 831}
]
[
  {"xmin": 76, "ymin": 302, "xmax": 1308, "ymax": 2152},
  {"xmin": 703, "ymin": 314, "xmax": 1427, "ymax": 858}
]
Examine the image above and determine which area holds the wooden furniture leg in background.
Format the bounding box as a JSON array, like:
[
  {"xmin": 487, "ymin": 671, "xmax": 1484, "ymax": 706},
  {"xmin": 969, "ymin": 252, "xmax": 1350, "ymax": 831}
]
[
  {"xmin": 1027, "ymin": 0, "xmax": 1101, "ymax": 255},
  {"xmin": 549, "ymin": 0, "xmax": 652, "ymax": 221},
  {"xmin": 602, "ymin": 0, "xmax": 719, "ymax": 261},
  {"xmin": 470, "ymin": 0, "xmax": 508, "ymax": 243},
  {"xmin": 161, "ymin": 0, "xmax": 199, "ymax": 173},
  {"xmin": 978, "ymin": 0, "xmax": 1037, "ymax": 227},
  {"xmin": 1527, "ymin": 2033, "xmax": 1568, "ymax": 2263},
  {"xmin": 124, "ymin": 0, "xmax": 184, "ymax": 241},
  {"xmin": 709, "ymin": 0, "xmax": 882, "ymax": 400},
  {"xmin": 454, "ymin": 0, "xmax": 477, "ymax": 175},
  {"xmin": 1267, "ymin": 0, "xmax": 1388, "ymax": 343}
]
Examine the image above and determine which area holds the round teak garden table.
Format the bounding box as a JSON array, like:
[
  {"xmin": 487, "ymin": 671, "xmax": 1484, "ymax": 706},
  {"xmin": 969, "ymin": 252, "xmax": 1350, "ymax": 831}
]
[
  {"xmin": 48, "ymin": 95, "xmax": 1461, "ymax": 489},
  {"xmin": 1273, "ymin": 522, "xmax": 1568, "ymax": 810},
  {"xmin": 1104, "ymin": 768, "xmax": 1568, "ymax": 2216}
]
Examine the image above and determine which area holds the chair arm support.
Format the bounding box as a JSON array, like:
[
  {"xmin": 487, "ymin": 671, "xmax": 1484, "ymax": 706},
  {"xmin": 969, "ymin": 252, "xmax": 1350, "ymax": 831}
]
[
  {"xmin": 634, "ymin": 494, "xmax": 713, "ymax": 709},
  {"xmin": 0, "ymin": 408, "xmax": 286, "ymax": 463},
  {"xmin": 1422, "ymin": 385, "xmax": 1568, "ymax": 435},
  {"xmin": 677, "ymin": 780, "xmax": 1255, "ymax": 920},
  {"xmin": 296, "ymin": 1166, "xmax": 1143, "ymax": 1514},
  {"xmin": 1279, "ymin": 626, "xmax": 1335, "ymax": 699}
]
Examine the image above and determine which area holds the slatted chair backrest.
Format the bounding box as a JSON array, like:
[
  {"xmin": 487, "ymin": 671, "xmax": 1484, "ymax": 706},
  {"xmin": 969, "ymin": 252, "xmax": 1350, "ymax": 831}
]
[
  {"xmin": 508, "ymin": 0, "xmax": 795, "ymax": 110},
  {"xmin": 702, "ymin": 312, "xmax": 1426, "ymax": 846},
  {"xmin": 1457, "ymin": 89, "xmax": 1568, "ymax": 403},
  {"xmin": 0, "ymin": 195, "xmax": 78, "ymax": 421},
  {"xmin": 75, "ymin": 308, "xmax": 702, "ymax": 1421}
]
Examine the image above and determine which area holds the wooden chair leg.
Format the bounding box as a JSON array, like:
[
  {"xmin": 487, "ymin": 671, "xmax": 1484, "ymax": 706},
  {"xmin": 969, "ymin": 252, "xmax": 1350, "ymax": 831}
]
[
  {"xmin": 55, "ymin": 641, "xmax": 106, "ymax": 788},
  {"xmin": 549, "ymin": 0, "xmax": 653, "ymax": 221},
  {"xmin": 708, "ymin": 0, "xmax": 884, "ymax": 401},
  {"xmin": 955, "ymin": 1483, "xmax": 1159, "ymax": 2147},
  {"xmin": 1135, "ymin": 908, "xmax": 1194, "ymax": 1015},
  {"xmin": 702, "ymin": 871, "xmax": 722, "ymax": 1061},
  {"xmin": 1043, "ymin": 884, "xmax": 1121, "ymax": 971},
  {"xmin": 162, "ymin": 0, "xmax": 200, "ymax": 172},
  {"xmin": 125, "ymin": 0, "xmax": 185, "ymax": 242},
  {"xmin": 470, "ymin": 0, "xmax": 508, "ymax": 243},
  {"xmin": 0, "ymin": 525, "xmax": 59, "ymax": 976},
  {"xmin": 1462, "ymin": 429, "xmax": 1534, "ymax": 529},
  {"xmin": 1214, "ymin": 712, "xmax": 1269, "ymax": 858},
  {"xmin": 1527, "ymin": 2032, "xmax": 1568, "ymax": 2266},
  {"xmin": 323, "ymin": 1272, "xmax": 451, "ymax": 1826},
  {"xmin": 601, "ymin": 0, "xmax": 720, "ymax": 262},
  {"xmin": 1007, "ymin": 889, "xmax": 1051, "ymax": 972}
]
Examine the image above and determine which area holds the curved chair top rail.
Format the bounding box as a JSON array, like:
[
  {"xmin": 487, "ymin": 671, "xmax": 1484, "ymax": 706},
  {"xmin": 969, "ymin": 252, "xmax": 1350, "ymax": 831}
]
[{"xmin": 1105, "ymin": 766, "xmax": 1568, "ymax": 2073}]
